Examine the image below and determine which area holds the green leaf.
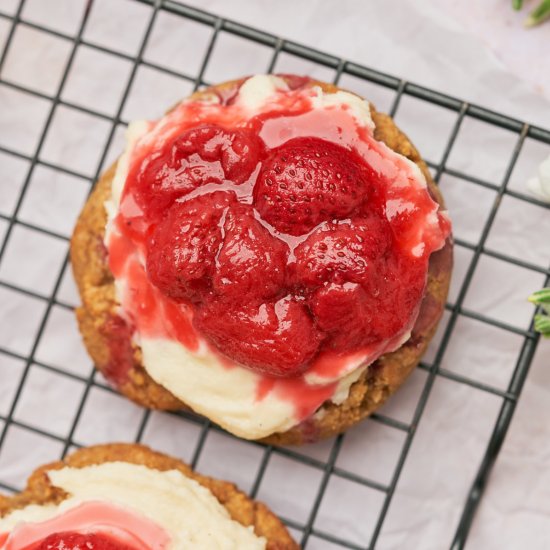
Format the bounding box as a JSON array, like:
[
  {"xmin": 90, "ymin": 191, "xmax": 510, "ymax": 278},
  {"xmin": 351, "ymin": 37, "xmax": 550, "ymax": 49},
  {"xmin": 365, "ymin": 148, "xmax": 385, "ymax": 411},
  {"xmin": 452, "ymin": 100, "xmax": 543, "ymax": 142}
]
[
  {"xmin": 534, "ymin": 314, "xmax": 550, "ymax": 338},
  {"xmin": 528, "ymin": 288, "xmax": 550, "ymax": 305},
  {"xmin": 530, "ymin": 289, "xmax": 550, "ymax": 336},
  {"xmin": 513, "ymin": 0, "xmax": 524, "ymax": 10},
  {"xmin": 525, "ymin": 0, "xmax": 550, "ymax": 26}
]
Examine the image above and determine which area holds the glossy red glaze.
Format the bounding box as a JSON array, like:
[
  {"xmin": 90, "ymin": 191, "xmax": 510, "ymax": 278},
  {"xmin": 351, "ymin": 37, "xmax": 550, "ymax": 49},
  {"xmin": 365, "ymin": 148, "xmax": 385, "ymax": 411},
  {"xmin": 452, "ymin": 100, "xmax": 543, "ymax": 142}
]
[
  {"xmin": 108, "ymin": 226, "xmax": 199, "ymax": 352},
  {"xmin": 100, "ymin": 315, "xmax": 135, "ymax": 385}
]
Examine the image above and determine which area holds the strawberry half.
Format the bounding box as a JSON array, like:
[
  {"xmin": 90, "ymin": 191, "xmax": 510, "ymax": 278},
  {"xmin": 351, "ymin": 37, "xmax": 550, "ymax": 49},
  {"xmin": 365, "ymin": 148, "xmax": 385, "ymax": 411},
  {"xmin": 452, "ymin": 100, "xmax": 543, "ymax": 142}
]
[
  {"xmin": 195, "ymin": 296, "xmax": 323, "ymax": 377},
  {"xmin": 254, "ymin": 137, "xmax": 373, "ymax": 235},
  {"xmin": 292, "ymin": 216, "xmax": 392, "ymax": 290},
  {"xmin": 211, "ymin": 204, "xmax": 288, "ymax": 301},
  {"xmin": 146, "ymin": 191, "xmax": 236, "ymax": 302},
  {"xmin": 309, "ymin": 282, "xmax": 377, "ymax": 349},
  {"xmin": 133, "ymin": 124, "xmax": 261, "ymax": 221},
  {"xmin": 175, "ymin": 124, "xmax": 262, "ymax": 184}
]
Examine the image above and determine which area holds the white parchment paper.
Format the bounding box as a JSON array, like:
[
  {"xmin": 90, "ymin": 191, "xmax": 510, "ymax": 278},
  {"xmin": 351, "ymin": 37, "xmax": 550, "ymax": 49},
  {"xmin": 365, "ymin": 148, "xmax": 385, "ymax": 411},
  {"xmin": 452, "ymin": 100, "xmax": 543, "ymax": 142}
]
[{"xmin": 0, "ymin": 1, "xmax": 549, "ymax": 548}]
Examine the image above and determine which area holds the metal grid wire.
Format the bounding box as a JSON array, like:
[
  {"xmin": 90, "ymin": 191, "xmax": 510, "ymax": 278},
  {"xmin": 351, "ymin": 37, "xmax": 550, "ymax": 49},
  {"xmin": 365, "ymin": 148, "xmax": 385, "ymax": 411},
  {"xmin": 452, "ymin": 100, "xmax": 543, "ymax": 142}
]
[{"xmin": 0, "ymin": 1, "xmax": 549, "ymax": 548}]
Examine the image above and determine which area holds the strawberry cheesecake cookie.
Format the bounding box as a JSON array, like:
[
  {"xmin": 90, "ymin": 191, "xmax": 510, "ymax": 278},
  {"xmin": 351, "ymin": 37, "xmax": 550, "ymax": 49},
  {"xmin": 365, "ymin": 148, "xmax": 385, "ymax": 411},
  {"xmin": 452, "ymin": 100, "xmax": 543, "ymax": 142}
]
[
  {"xmin": 71, "ymin": 74, "xmax": 452, "ymax": 445},
  {"xmin": 0, "ymin": 443, "xmax": 297, "ymax": 549}
]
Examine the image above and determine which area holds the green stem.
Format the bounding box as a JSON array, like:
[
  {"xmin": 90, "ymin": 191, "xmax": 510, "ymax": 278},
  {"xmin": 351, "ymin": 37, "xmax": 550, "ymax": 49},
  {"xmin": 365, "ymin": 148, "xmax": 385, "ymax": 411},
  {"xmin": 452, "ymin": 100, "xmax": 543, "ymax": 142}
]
[
  {"xmin": 525, "ymin": 0, "xmax": 550, "ymax": 26},
  {"xmin": 513, "ymin": 0, "xmax": 523, "ymax": 10}
]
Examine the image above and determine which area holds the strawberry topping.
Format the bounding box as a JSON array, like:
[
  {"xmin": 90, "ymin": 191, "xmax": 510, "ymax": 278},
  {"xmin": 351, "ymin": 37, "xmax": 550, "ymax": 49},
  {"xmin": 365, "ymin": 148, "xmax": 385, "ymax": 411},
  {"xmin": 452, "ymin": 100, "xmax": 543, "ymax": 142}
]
[
  {"xmin": 309, "ymin": 282, "xmax": 375, "ymax": 349},
  {"xmin": 195, "ymin": 296, "xmax": 323, "ymax": 377},
  {"xmin": 33, "ymin": 532, "xmax": 137, "ymax": 550},
  {"xmin": 292, "ymin": 216, "xmax": 392, "ymax": 289},
  {"xmin": 111, "ymin": 79, "xmax": 450, "ymax": 381},
  {"xmin": 132, "ymin": 124, "xmax": 261, "ymax": 221},
  {"xmin": 211, "ymin": 204, "xmax": 288, "ymax": 300},
  {"xmin": 146, "ymin": 191, "xmax": 236, "ymax": 303},
  {"xmin": 254, "ymin": 137, "xmax": 373, "ymax": 235}
]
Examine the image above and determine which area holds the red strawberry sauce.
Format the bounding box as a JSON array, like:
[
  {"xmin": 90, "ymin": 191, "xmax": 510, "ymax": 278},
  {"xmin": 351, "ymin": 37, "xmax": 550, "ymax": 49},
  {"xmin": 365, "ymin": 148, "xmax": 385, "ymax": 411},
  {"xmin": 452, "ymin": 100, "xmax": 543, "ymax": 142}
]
[
  {"xmin": 105, "ymin": 75, "xmax": 450, "ymax": 422},
  {"xmin": 25, "ymin": 532, "xmax": 137, "ymax": 550}
]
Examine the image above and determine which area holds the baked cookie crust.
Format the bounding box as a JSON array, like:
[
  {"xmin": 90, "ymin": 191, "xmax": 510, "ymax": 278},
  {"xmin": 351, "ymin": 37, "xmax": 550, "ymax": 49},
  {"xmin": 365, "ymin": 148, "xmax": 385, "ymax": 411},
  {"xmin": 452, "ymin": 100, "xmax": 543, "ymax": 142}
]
[
  {"xmin": 70, "ymin": 78, "xmax": 453, "ymax": 446},
  {"xmin": 0, "ymin": 443, "xmax": 298, "ymax": 549}
]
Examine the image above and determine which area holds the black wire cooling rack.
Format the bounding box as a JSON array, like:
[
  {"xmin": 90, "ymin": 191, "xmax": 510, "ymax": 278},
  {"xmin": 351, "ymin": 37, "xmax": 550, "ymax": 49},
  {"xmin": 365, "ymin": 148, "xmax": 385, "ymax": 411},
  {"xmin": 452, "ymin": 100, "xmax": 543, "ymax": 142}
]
[{"xmin": 0, "ymin": 1, "xmax": 549, "ymax": 548}]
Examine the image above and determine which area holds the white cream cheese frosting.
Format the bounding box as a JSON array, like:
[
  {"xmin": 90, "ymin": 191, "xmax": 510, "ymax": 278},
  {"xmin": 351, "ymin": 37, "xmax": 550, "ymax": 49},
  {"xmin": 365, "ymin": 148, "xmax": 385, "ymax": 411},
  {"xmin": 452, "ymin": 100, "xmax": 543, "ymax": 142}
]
[{"xmin": 0, "ymin": 463, "xmax": 266, "ymax": 550}]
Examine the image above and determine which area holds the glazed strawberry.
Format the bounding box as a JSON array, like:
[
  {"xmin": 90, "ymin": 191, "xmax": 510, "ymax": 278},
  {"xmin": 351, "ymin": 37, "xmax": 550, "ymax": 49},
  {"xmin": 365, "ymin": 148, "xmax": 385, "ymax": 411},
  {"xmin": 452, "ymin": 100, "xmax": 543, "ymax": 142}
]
[
  {"xmin": 195, "ymin": 297, "xmax": 323, "ymax": 377},
  {"xmin": 309, "ymin": 259, "xmax": 427, "ymax": 347},
  {"xmin": 254, "ymin": 137, "xmax": 373, "ymax": 235},
  {"xmin": 100, "ymin": 314, "xmax": 135, "ymax": 385},
  {"xmin": 175, "ymin": 124, "xmax": 262, "ymax": 183},
  {"xmin": 133, "ymin": 142, "xmax": 223, "ymax": 222},
  {"xmin": 146, "ymin": 191, "xmax": 236, "ymax": 302},
  {"xmin": 35, "ymin": 532, "xmax": 136, "ymax": 550},
  {"xmin": 133, "ymin": 124, "xmax": 261, "ymax": 220},
  {"xmin": 374, "ymin": 255, "xmax": 428, "ymax": 338},
  {"xmin": 309, "ymin": 282, "xmax": 377, "ymax": 349},
  {"xmin": 293, "ymin": 216, "xmax": 392, "ymax": 290},
  {"xmin": 211, "ymin": 205, "xmax": 288, "ymax": 300}
]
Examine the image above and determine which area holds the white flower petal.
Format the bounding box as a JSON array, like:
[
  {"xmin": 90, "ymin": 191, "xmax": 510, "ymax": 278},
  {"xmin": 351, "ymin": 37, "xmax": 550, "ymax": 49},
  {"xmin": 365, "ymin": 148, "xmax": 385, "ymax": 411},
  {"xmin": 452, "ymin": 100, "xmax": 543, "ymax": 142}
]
[{"xmin": 527, "ymin": 155, "xmax": 550, "ymax": 203}]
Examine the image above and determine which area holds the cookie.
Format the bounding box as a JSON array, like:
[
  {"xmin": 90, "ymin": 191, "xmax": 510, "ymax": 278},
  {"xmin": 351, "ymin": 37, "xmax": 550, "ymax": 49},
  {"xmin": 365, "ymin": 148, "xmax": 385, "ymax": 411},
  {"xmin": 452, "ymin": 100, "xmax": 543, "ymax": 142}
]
[
  {"xmin": 70, "ymin": 76, "xmax": 452, "ymax": 445},
  {"xmin": 0, "ymin": 443, "xmax": 297, "ymax": 549}
]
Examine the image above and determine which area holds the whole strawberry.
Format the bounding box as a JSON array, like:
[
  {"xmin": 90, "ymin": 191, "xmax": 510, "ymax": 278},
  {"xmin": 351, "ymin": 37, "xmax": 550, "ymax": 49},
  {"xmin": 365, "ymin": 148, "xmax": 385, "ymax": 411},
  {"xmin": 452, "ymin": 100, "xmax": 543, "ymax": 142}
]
[{"xmin": 254, "ymin": 137, "xmax": 375, "ymax": 235}]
